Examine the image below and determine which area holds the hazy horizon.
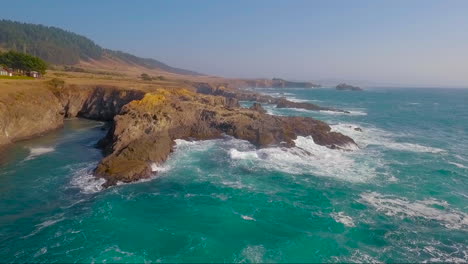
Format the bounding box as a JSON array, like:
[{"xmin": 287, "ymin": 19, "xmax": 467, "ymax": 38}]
[{"xmin": 2, "ymin": 0, "xmax": 468, "ymax": 87}]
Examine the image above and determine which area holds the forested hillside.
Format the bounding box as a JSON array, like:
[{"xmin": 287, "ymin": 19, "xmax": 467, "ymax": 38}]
[
  {"xmin": 0, "ymin": 20, "xmax": 102, "ymax": 65},
  {"xmin": 0, "ymin": 20, "xmax": 199, "ymax": 75}
]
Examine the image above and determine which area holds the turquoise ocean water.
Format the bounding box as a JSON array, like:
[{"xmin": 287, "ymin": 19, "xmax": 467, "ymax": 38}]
[{"xmin": 0, "ymin": 88, "xmax": 467, "ymax": 262}]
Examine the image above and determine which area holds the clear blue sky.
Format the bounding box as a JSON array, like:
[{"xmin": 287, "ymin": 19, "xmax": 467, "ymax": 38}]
[{"xmin": 1, "ymin": 0, "xmax": 468, "ymax": 87}]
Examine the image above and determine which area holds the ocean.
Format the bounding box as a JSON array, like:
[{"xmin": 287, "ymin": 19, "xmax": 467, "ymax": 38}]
[{"xmin": 0, "ymin": 87, "xmax": 467, "ymax": 262}]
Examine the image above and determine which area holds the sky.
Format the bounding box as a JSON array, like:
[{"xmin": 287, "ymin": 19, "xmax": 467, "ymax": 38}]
[{"xmin": 1, "ymin": 0, "xmax": 468, "ymax": 87}]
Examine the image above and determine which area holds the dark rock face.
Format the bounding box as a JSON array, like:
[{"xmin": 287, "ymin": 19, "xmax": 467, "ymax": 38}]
[
  {"xmin": 58, "ymin": 85, "xmax": 145, "ymax": 120},
  {"xmin": 336, "ymin": 83, "xmax": 363, "ymax": 91},
  {"xmin": 94, "ymin": 89, "xmax": 357, "ymax": 186}
]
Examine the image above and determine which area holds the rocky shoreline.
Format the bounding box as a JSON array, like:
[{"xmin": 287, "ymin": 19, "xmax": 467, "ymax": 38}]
[{"xmin": 0, "ymin": 80, "xmax": 356, "ymax": 186}]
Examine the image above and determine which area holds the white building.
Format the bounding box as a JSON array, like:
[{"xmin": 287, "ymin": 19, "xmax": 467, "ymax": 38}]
[{"xmin": 0, "ymin": 66, "xmax": 13, "ymax": 76}]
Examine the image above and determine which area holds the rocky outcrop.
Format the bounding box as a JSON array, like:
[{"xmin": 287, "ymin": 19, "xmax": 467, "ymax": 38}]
[
  {"xmin": 195, "ymin": 82, "xmax": 348, "ymax": 113},
  {"xmin": 275, "ymin": 98, "xmax": 350, "ymax": 113},
  {"xmin": 94, "ymin": 89, "xmax": 356, "ymax": 186},
  {"xmin": 336, "ymin": 83, "xmax": 363, "ymax": 91}
]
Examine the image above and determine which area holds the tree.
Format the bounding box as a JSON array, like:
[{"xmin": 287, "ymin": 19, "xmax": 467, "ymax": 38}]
[
  {"xmin": 140, "ymin": 73, "xmax": 152, "ymax": 81},
  {"xmin": 0, "ymin": 51, "xmax": 47, "ymax": 74}
]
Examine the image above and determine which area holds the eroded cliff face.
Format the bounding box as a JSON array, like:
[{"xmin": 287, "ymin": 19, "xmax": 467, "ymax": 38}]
[
  {"xmin": 94, "ymin": 88, "xmax": 356, "ymax": 186},
  {"xmin": 0, "ymin": 83, "xmax": 145, "ymax": 147},
  {"xmin": 58, "ymin": 85, "xmax": 145, "ymax": 120}
]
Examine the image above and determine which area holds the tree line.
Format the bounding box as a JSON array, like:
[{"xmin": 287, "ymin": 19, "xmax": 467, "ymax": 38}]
[{"xmin": 0, "ymin": 51, "xmax": 47, "ymax": 75}]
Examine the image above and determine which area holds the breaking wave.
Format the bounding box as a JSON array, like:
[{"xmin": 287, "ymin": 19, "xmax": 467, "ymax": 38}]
[{"xmin": 228, "ymin": 136, "xmax": 383, "ymax": 183}]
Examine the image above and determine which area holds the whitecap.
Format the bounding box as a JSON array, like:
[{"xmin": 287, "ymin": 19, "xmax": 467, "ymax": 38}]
[
  {"xmin": 331, "ymin": 212, "xmax": 355, "ymax": 227},
  {"xmin": 25, "ymin": 147, "xmax": 55, "ymax": 160},
  {"xmin": 360, "ymin": 192, "xmax": 468, "ymax": 230}
]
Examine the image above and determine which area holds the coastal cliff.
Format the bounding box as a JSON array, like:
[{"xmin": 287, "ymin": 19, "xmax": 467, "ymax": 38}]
[
  {"xmin": 0, "ymin": 83, "xmax": 64, "ymax": 146},
  {"xmin": 0, "ymin": 81, "xmax": 145, "ymax": 146},
  {"xmin": 0, "ymin": 80, "xmax": 356, "ymax": 187}
]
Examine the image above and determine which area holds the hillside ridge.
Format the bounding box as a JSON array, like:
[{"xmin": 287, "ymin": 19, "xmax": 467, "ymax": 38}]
[{"xmin": 0, "ymin": 19, "xmax": 200, "ymax": 76}]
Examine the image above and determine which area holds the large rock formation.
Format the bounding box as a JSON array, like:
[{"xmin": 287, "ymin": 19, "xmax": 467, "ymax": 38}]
[
  {"xmin": 94, "ymin": 88, "xmax": 356, "ymax": 186},
  {"xmin": 336, "ymin": 83, "xmax": 363, "ymax": 91}
]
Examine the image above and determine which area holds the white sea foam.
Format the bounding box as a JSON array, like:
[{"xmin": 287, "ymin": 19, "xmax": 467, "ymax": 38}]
[
  {"xmin": 360, "ymin": 192, "xmax": 468, "ymax": 230},
  {"xmin": 230, "ymin": 149, "xmax": 259, "ymax": 159},
  {"xmin": 25, "ymin": 147, "xmax": 55, "ymax": 160},
  {"xmin": 228, "ymin": 136, "xmax": 381, "ymax": 183},
  {"xmin": 70, "ymin": 163, "xmax": 106, "ymax": 194},
  {"xmin": 320, "ymin": 110, "xmax": 368, "ymax": 116},
  {"xmin": 174, "ymin": 138, "xmax": 218, "ymax": 151},
  {"xmin": 455, "ymin": 154, "xmax": 468, "ymax": 161},
  {"xmin": 331, "ymin": 123, "xmax": 445, "ymax": 153},
  {"xmin": 331, "ymin": 212, "xmax": 355, "ymax": 227}
]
